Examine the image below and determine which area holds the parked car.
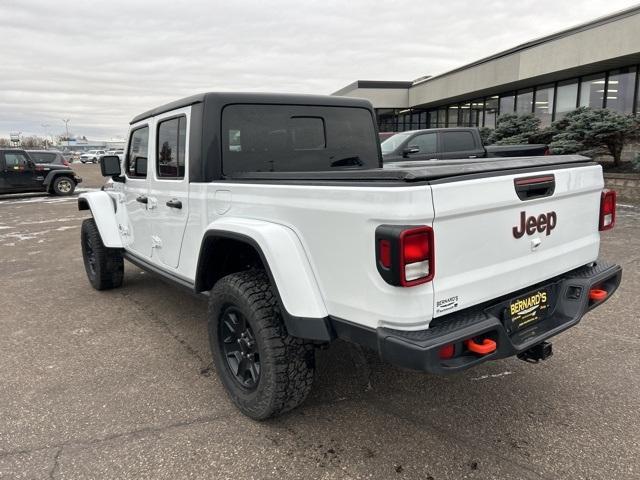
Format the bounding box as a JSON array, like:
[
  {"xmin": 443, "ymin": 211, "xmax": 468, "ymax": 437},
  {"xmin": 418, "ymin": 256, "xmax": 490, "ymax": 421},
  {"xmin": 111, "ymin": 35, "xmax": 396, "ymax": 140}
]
[
  {"xmin": 378, "ymin": 132, "xmax": 396, "ymax": 142},
  {"xmin": 79, "ymin": 92, "xmax": 620, "ymax": 420},
  {"xmin": 381, "ymin": 127, "xmax": 548, "ymax": 163},
  {"xmin": 61, "ymin": 151, "xmax": 75, "ymax": 163},
  {"xmin": 1, "ymin": 149, "xmax": 82, "ymax": 195},
  {"xmin": 80, "ymin": 150, "xmax": 106, "ymax": 163},
  {"xmin": 27, "ymin": 149, "xmax": 70, "ymax": 166},
  {"xmin": 106, "ymin": 149, "xmax": 125, "ymax": 162}
]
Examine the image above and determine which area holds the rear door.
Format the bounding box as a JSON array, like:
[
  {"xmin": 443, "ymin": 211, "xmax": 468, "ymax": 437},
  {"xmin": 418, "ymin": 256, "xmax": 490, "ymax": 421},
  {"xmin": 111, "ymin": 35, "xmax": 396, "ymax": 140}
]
[
  {"xmin": 1, "ymin": 151, "xmax": 39, "ymax": 190},
  {"xmin": 147, "ymin": 108, "xmax": 190, "ymax": 269},
  {"xmin": 438, "ymin": 129, "xmax": 485, "ymax": 160},
  {"xmin": 430, "ymin": 164, "xmax": 603, "ymax": 317},
  {"xmin": 122, "ymin": 125, "xmax": 153, "ymax": 258}
]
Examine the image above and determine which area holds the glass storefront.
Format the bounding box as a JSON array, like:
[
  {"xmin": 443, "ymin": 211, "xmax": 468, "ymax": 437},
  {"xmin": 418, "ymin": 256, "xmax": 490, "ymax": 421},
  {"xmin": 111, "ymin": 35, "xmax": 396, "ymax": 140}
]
[
  {"xmin": 484, "ymin": 96, "xmax": 499, "ymax": 128},
  {"xmin": 534, "ymin": 85, "xmax": 554, "ymax": 126},
  {"xmin": 555, "ymin": 80, "xmax": 579, "ymax": 119},
  {"xmin": 516, "ymin": 89, "xmax": 534, "ymax": 115},
  {"xmin": 579, "ymin": 74, "xmax": 606, "ymax": 108},
  {"xmin": 606, "ymin": 67, "xmax": 637, "ymax": 113},
  {"xmin": 499, "ymin": 94, "xmax": 515, "ymax": 115},
  {"xmin": 374, "ymin": 63, "xmax": 638, "ymax": 132}
]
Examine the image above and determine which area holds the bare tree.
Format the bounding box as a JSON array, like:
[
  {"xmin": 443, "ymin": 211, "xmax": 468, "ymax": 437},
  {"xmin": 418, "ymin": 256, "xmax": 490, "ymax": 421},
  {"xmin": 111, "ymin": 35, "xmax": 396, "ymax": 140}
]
[{"xmin": 20, "ymin": 135, "xmax": 47, "ymax": 149}]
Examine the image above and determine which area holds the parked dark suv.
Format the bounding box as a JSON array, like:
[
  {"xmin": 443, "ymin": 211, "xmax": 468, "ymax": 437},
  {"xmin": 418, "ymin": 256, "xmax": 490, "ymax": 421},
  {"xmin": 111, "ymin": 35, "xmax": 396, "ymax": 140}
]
[
  {"xmin": 1, "ymin": 149, "xmax": 82, "ymax": 196},
  {"xmin": 27, "ymin": 150, "xmax": 70, "ymax": 166}
]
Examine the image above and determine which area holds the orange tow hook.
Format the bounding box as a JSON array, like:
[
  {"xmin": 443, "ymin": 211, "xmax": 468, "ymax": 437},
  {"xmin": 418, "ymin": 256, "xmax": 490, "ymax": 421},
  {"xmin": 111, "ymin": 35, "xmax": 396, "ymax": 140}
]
[
  {"xmin": 465, "ymin": 338, "xmax": 497, "ymax": 355},
  {"xmin": 589, "ymin": 288, "xmax": 608, "ymax": 302}
]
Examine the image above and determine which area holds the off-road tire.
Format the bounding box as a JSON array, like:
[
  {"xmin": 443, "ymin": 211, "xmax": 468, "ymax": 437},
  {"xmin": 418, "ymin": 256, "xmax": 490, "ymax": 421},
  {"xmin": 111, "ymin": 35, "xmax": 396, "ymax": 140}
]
[
  {"xmin": 208, "ymin": 270, "xmax": 315, "ymax": 420},
  {"xmin": 51, "ymin": 176, "xmax": 76, "ymax": 196},
  {"xmin": 81, "ymin": 218, "xmax": 124, "ymax": 290}
]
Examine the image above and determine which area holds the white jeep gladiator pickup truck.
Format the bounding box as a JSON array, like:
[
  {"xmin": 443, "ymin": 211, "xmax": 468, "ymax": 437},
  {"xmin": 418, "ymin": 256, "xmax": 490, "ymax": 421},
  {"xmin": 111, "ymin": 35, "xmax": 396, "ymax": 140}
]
[{"xmin": 79, "ymin": 93, "xmax": 622, "ymax": 420}]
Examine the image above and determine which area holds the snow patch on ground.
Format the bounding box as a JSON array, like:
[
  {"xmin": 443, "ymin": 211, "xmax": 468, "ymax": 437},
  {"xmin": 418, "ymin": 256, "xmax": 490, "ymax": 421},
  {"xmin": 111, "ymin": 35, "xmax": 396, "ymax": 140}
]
[{"xmin": 471, "ymin": 371, "xmax": 514, "ymax": 381}]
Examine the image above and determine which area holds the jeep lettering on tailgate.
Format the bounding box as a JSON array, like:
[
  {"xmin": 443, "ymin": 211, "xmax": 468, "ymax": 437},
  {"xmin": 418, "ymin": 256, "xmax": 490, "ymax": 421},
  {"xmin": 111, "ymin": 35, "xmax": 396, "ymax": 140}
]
[{"xmin": 513, "ymin": 211, "xmax": 557, "ymax": 238}]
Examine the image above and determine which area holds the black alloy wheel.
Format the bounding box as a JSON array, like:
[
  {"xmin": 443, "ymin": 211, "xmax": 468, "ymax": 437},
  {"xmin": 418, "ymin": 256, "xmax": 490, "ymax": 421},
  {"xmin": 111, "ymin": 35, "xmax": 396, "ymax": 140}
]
[{"xmin": 219, "ymin": 306, "xmax": 261, "ymax": 389}]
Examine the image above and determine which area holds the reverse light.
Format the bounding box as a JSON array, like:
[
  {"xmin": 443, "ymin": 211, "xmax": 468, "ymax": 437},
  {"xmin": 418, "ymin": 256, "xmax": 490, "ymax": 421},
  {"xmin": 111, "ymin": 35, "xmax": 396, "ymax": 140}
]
[
  {"xmin": 599, "ymin": 190, "xmax": 616, "ymax": 231},
  {"xmin": 376, "ymin": 225, "xmax": 435, "ymax": 287}
]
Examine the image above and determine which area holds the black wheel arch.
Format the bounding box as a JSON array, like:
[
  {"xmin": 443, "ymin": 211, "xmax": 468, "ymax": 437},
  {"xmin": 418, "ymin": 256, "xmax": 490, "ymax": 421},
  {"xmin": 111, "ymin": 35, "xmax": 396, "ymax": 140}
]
[
  {"xmin": 43, "ymin": 170, "xmax": 76, "ymax": 188},
  {"xmin": 195, "ymin": 231, "xmax": 333, "ymax": 342}
]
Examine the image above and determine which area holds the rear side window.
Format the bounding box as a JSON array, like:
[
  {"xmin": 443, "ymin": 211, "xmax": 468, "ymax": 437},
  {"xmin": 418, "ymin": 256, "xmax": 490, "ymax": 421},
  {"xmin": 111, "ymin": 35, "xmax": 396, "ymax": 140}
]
[
  {"xmin": 156, "ymin": 116, "xmax": 186, "ymax": 179},
  {"xmin": 29, "ymin": 152, "xmax": 56, "ymax": 163},
  {"xmin": 3, "ymin": 152, "xmax": 30, "ymax": 168},
  {"xmin": 441, "ymin": 131, "xmax": 476, "ymax": 152},
  {"xmin": 221, "ymin": 105, "xmax": 378, "ymax": 174},
  {"xmin": 126, "ymin": 126, "xmax": 149, "ymax": 178}
]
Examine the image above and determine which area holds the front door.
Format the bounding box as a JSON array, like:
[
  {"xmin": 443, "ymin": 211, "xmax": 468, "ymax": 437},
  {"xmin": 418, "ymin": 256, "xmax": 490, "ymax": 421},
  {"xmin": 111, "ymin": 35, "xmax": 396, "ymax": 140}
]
[
  {"xmin": 2, "ymin": 152, "xmax": 38, "ymax": 191},
  {"xmin": 122, "ymin": 125, "xmax": 153, "ymax": 259},
  {"xmin": 403, "ymin": 132, "xmax": 438, "ymax": 161},
  {"xmin": 147, "ymin": 110, "xmax": 190, "ymax": 269}
]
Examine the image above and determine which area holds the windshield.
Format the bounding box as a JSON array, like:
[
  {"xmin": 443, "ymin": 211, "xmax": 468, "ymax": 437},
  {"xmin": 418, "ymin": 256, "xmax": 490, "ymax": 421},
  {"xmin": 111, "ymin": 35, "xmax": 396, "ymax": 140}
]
[{"xmin": 380, "ymin": 133, "xmax": 410, "ymax": 154}]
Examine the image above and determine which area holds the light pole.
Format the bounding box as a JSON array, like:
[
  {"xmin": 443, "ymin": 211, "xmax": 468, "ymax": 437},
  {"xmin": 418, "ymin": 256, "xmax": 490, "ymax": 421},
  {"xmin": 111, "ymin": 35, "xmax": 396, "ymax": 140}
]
[
  {"xmin": 41, "ymin": 124, "xmax": 51, "ymax": 149},
  {"xmin": 62, "ymin": 119, "xmax": 70, "ymax": 147}
]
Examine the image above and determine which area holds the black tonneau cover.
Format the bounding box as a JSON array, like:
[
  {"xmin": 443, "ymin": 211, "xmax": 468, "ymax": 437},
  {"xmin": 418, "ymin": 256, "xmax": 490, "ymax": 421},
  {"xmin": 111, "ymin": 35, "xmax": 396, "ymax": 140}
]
[{"xmin": 227, "ymin": 155, "xmax": 594, "ymax": 183}]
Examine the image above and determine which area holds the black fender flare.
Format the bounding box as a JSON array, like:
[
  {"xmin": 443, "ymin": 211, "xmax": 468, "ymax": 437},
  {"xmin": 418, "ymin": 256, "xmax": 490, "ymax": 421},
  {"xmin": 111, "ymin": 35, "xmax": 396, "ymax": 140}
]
[{"xmin": 43, "ymin": 170, "xmax": 75, "ymax": 188}]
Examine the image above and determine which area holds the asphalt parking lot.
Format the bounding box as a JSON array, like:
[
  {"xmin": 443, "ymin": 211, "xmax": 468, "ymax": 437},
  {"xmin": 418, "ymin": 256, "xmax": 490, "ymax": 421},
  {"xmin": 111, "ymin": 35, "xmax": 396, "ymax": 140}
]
[{"xmin": 0, "ymin": 163, "xmax": 638, "ymax": 480}]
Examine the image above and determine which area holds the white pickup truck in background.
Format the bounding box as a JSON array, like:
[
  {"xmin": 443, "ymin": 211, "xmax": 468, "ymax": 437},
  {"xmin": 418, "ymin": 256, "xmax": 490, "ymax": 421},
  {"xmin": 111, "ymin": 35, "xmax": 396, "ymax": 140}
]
[{"xmin": 78, "ymin": 93, "xmax": 622, "ymax": 419}]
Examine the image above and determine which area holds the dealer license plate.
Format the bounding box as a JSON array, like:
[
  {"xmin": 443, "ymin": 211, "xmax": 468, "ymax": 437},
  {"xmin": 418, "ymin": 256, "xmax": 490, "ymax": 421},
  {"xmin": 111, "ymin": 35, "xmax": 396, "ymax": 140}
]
[{"xmin": 505, "ymin": 287, "xmax": 553, "ymax": 332}]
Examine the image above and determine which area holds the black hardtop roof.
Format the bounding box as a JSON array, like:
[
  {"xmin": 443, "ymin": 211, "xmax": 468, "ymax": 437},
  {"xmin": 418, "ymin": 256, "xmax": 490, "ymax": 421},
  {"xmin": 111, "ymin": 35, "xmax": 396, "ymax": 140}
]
[{"xmin": 130, "ymin": 92, "xmax": 374, "ymax": 124}]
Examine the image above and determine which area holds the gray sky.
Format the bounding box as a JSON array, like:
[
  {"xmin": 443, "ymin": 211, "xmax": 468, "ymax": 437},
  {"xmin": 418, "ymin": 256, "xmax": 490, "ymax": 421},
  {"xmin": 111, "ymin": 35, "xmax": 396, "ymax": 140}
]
[{"xmin": 1, "ymin": 0, "xmax": 638, "ymax": 140}]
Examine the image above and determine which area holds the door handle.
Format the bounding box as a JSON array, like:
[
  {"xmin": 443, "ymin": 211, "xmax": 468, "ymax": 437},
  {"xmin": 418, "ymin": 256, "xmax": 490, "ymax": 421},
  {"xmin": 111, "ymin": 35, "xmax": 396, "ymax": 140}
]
[
  {"xmin": 136, "ymin": 195, "xmax": 148, "ymax": 204},
  {"xmin": 166, "ymin": 198, "xmax": 182, "ymax": 209}
]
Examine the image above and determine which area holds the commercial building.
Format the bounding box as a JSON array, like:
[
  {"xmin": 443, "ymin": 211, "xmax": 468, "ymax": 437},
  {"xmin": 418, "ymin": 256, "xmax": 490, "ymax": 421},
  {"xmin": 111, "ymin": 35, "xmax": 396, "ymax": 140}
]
[{"xmin": 332, "ymin": 6, "xmax": 640, "ymax": 133}]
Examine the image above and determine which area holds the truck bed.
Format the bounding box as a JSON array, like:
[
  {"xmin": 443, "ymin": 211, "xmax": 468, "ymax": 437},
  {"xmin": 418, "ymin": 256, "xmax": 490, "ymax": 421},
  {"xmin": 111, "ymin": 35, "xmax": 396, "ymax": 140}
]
[{"xmin": 227, "ymin": 155, "xmax": 592, "ymax": 183}]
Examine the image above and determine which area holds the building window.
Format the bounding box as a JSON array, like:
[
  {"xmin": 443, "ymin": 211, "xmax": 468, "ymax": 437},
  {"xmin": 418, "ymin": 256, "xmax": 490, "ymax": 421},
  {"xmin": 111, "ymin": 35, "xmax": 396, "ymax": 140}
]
[
  {"xmin": 484, "ymin": 96, "xmax": 499, "ymax": 128},
  {"xmin": 606, "ymin": 67, "xmax": 637, "ymax": 114},
  {"xmin": 436, "ymin": 109, "xmax": 446, "ymax": 128},
  {"xmin": 460, "ymin": 102, "xmax": 471, "ymax": 126},
  {"xmin": 470, "ymin": 98, "xmax": 484, "ymax": 127},
  {"xmin": 579, "ymin": 74, "xmax": 606, "ymax": 108},
  {"xmin": 555, "ymin": 79, "xmax": 579, "ymax": 119},
  {"xmin": 534, "ymin": 85, "xmax": 554, "ymax": 126},
  {"xmin": 516, "ymin": 89, "xmax": 533, "ymax": 114},
  {"xmin": 447, "ymin": 106, "xmax": 459, "ymax": 127},
  {"xmin": 499, "ymin": 94, "xmax": 515, "ymax": 115}
]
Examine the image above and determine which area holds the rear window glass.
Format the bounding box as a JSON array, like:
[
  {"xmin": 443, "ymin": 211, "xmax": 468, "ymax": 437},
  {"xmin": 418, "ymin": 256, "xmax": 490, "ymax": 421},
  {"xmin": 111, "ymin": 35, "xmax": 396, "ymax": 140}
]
[
  {"xmin": 29, "ymin": 152, "xmax": 56, "ymax": 163},
  {"xmin": 221, "ymin": 105, "xmax": 378, "ymax": 174},
  {"xmin": 441, "ymin": 131, "xmax": 476, "ymax": 152}
]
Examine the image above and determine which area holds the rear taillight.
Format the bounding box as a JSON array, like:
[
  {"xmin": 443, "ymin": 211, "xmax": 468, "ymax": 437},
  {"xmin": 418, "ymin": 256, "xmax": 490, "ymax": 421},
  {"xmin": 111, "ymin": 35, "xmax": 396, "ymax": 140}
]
[
  {"xmin": 599, "ymin": 190, "xmax": 616, "ymax": 231},
  {"xmin": 376, "ymin": 225, "xmax": 434, "ymax": 287}
]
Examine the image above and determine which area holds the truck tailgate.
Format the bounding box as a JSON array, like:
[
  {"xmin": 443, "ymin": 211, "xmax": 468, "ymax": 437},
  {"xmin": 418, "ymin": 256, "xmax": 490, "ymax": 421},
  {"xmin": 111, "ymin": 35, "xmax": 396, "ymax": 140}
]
[{"xmin": 430, "ymin": 164, "xmax": 603, "ymax": 317}]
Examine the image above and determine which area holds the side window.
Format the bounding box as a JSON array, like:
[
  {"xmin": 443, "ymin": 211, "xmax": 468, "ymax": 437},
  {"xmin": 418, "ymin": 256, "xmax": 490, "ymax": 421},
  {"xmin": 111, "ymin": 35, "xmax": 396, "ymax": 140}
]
[
  {"xmin": 126, "ymin": 126, "xmax": 149, "ymax": 178},
  {"xmin": 4, "ymin": 153, "xmax": 30, "ymax": 169},
  {"xmin": 29, "ymin": 152, "xmax": 56, "ymax": 163},
  {"xmin": 409, "ymin": 133, "xmax": 437, "ymax": 154},
  {"xmin": 156, "ymin": 116, "xmax": 186, "ymax": 179},
  {"xmin": 441, "ymin": 131, "xmax": 477, "ymax": 152}
]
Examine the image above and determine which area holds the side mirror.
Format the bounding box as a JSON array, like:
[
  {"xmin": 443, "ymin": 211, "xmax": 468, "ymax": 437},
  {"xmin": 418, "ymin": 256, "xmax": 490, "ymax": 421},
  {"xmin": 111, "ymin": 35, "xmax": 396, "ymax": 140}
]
[
  {"xmin": 402, "ymin": 146, "xmax": 420, "ymax": 157},
  {"xmin": 100, "ymin": 155, "xmax": 121, "ymax": 177}
]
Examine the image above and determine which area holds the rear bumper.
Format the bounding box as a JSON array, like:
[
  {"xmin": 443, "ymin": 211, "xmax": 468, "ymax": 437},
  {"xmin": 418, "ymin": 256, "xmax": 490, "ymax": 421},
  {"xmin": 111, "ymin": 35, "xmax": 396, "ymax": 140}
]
[{"xmin": 335, "ymin": 261, "xmax": 622, "ymax": 374}]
